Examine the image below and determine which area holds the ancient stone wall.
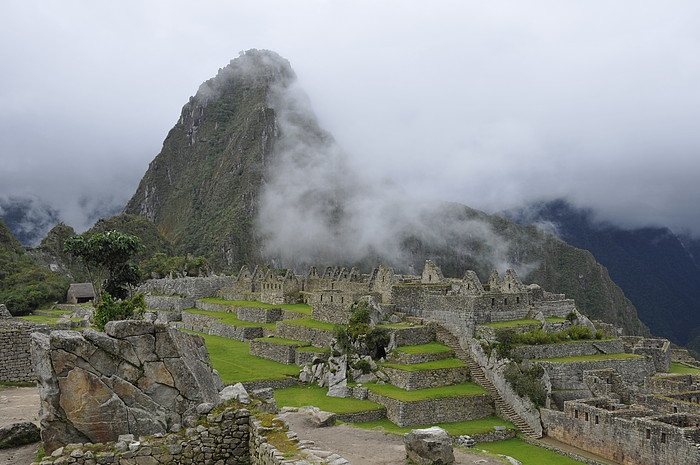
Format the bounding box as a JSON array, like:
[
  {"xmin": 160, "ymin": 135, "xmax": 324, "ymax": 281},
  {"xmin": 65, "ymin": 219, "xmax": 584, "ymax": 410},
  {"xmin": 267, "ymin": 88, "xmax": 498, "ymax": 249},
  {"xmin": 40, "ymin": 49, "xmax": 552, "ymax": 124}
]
[
  {"xmin": 0, "ymin": 321, "xmax": 34, "ymax": 382},
  {"xmin": 513, "ymin": 339, "xmax": 624, "ymax": 360},
  {"xmin": 387, "ymin": 349, "xmax": 454, "ymax": 365},
  {"xmin": 249, "ymin": 340, "xmax": 299, "ymax": 364},
  {"xmin": 541, "ymin": 402, "xmax": 700, "ymax": 465},
  {"xmin": 389, "ymin": 326, "xmax": 435, "ymax": 348},
  {"xmin": 295, "ymin": 348, "xmax": 329, "ymax": 366},
  {"xmin": 145, "ymin": 295, "xmax": 196, "ymax": 312},
  {"xmin": 367, "ymin": 391, "xmax": 493, "ymax": 427},
  {"xmin": 537, "ymin": 356, "xmax": 656, "ymax": 390},
  {"xmin": 178, "ymin": 313, "xmax": 264, "ymax": 341},
  {"xmin": 237, "ymin": 306, "xmax": 283, "ymax": 324},
  {"xmin": 194, "ymin": 300, "xmax": 237, "ymax": 313},
  {"xmin": 138, "ymin": 276, "xmax": 235, "ymax": 298},
  {"xmin": 380, "ymin": 366, "xmax": 469, "ymax": 391},
  {"xmin": 274, "ymin": 322, "xmax": 334, "ymax": 347}
]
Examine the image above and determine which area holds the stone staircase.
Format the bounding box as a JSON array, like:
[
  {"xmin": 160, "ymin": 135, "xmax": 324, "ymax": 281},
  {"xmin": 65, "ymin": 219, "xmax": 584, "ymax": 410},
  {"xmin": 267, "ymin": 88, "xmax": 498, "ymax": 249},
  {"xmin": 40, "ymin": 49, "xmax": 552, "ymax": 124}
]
[{"xmin": 434, "ymin": 326, "xmax": 542, "ymax": 438}]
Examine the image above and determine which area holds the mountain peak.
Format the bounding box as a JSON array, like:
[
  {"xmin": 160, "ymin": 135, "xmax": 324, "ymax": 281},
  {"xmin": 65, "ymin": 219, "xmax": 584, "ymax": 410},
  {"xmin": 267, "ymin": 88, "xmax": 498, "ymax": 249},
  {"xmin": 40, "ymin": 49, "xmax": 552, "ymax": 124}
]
[{"xmin": 194, "ymin": 49, "xmax": 295, "ymax": 104}]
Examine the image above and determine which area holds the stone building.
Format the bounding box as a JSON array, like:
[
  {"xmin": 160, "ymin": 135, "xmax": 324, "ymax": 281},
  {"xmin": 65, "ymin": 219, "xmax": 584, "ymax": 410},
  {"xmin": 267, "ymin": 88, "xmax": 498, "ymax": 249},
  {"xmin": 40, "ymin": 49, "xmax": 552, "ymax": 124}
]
[{"xmin": 66, "ymin": 283, "xmax": 96, "ymax": 304}]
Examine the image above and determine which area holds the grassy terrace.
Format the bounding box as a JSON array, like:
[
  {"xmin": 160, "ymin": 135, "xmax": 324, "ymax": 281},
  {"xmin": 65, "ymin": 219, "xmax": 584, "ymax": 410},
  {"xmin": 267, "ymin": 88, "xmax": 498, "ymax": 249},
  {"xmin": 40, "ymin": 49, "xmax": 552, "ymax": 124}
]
[
  {"xmin": 379, "ymin": 358, "xmax": 466, "ymax": 372},
  {"xmin": 365, "ymin": 382, "xmax": 487, "ymax": 401},
  {"xmin": 274, "ymin": 384, "xmax": 383, "ymax": 414},
  {"xmin": 17, "ymin": 315, "xmax": 82, "ymax": 324},
  {"xmin": 296, "ymin": 346, "xmax": 330, "ymax": 353},
  {"xmin": 669, "ymin": 362, "xmax": 700, "ymax": 375},
  {"xmin": 185, "ymin": 331, "xmax": 300, "ymax": 383},
  {"xmin": 183, "ymin": 308, "xmax": 276, "ymax": 330},
  {"xmin": 394, "ymin": 342, "xmax": 452, "ymax": 354},
  {"xmin": 347, "ymin": 416, "xmax": 515, "ymax": 436},
  {"xmin": 254, "ymin": 337, "xmax": 309, "ymax": 347},
  {"xmin": 481, "ymin": 319, "xmax": 540, "ymax": 328},
  {"xmin": 281, "ymin": 318, "xmax": 339, "ymax": 331},
  {"xmin": 535, "ymin": 353, "xmax": 642, "ymax": 363},
  {"xmin": 478, "ymin": 438, "xmax": 587, "ymax": 465},
  {"xmin": 200, "ymin": 297, "xmax": 312, "ymax": 315},
  {"xmin": 377, "ymin": 323, "xmax": 425, "ymax": 329},
  {"xmin": 481, "ymin": 317, "xmax": 567, "ymax": 328}
]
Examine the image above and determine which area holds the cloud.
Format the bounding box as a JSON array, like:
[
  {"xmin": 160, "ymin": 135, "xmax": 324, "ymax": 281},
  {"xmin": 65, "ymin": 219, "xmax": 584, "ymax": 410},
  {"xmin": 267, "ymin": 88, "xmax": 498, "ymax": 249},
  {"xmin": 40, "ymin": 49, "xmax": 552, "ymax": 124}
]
[{"xmin": 1, "ymin": 0, "xmax": 699, "ymax": 243}]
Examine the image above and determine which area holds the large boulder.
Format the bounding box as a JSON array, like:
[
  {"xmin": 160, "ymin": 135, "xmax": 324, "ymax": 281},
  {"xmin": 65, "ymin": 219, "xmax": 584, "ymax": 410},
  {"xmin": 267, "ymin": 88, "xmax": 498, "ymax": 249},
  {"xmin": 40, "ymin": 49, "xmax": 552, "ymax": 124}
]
[
  {"xmin": 31, "ymin": 322, "xmax": 223, "ymax": 453},
  {"xmin": 404, "ymin": 426, "xmax": 455, "ymax": 465}
]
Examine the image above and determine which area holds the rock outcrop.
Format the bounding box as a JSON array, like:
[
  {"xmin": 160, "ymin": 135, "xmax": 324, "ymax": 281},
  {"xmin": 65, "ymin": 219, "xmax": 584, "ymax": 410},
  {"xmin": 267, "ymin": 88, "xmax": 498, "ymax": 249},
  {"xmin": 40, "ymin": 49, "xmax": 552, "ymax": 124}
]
[
  {"xmin": 31, "ymin": 321, "xmax": 223, "ymax": 453},
  {"xmin": 404, "ymin": 426, "xmax": 455, "ymax": 465}
]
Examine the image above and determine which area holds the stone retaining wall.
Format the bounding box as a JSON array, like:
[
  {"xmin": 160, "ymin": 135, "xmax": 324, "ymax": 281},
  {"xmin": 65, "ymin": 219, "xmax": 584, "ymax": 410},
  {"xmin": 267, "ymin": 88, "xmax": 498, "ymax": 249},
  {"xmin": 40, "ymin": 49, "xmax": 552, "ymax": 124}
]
[
  {"xmin": 513, "ymin": 339, "xmax": 624, "ymax": 360},
  {"xmin": 237, "ymin": 307, "xmax": 283, "ymax": 324},
  {"xmin": 381, "ymin": 365, "xmax": 469, "ymax": 390},
  {"xmin": 537, "ymin": 356, "xmax": 656, "ymax": 390},
  {"xmin": 335, "ymin": 409, "xmax": 387, "ymax": 423},
  {"xmin": 367, "ymin": 391, "xmax": 493, "ymax": 427},
  {"xmin": 138, "ymin": 276, "xmax": 235, "ymax": 298},
  {"xmin": 241, "ymin": 378, "xmax": 299, "ymax": 392},
  {"xmin": 177, "ymin": 314, "xmax": 263, "ymax": 341},
  {"xmin": 249, "ymin": 340, "xmax": 301, "ymax": 365},
  {"xmin": 0, "ymin": 321, "xmax": 34, "ymax": 382},
  {"xmin": 295, "ymin": 349, "xmax": 330, "ymax": 366},
  {"xmin": 388, "ymin": 326, "xmax": 435, "ymax": 348},
  {"xmin": 145, "ymin": 295, "xmax": 196, "ymax": 312},
  {"xmin": 194, "ymin": 300, "xmax": 237, "ymax": 313},
  {"xmin": 275, "ymin": 322, "xmax": 334, "ymax": 348},
  {"xmin": 387, "ymin": 349, "xmax": 454, "ymax": 365}
]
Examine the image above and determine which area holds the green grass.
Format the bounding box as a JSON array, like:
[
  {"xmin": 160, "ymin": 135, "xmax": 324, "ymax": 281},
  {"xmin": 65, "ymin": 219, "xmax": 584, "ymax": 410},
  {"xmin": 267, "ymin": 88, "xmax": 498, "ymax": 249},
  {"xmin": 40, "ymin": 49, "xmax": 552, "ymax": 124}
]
[
  {"xmin": 347, "ymin": 416, "xmax": 515, "ymax": 436},
  {"xmin": 377, "ymin": 323, "xmax": 424, "ymax": 329},
  {"xmin": 668, "ymin": 362, "xmax": 700, "ymax": 374},
  {"xmin": 200, "ymin": 297, "xmax": 312, "ymax": 315},
  {"xmin": 254, "ymin": 337, "xmax": 310, "ymax": 347},
  {"xmin": 17, "ymin": 315, "xmax": 82, "ymax": 324},
  {"xmin": 186, "ymin": 331, "xmax": 300, "ymax": 383},
  {"xmin": 37, "ymin": 309, "xmax": 74, "ymax": 316},
  {"xmin": 535, "ymin": 353, "xmax": 642, "ymax": 363},
  {"xmin": 394, "ymin": 342, "xmax": 452, "ymax": 354},
  {"xmin": 274, "ymin": 384, "xmax": 384, "ymax": 414},
  {"xmin": 184, "ymin": 308, "xmax": 276, "ymax": 329},
  {"xmin": 481, "ymin": 319, "xmax": 540, "ymax": 328},
  {"xmin": 478, "ymin": 438, "xmax": 586, "ymax": 465},
  {"xmin": 366, "ymin": 382, "xmax": 487, "ymax": 401},
  {"xmin": 281, "ymin": 318, "xmax": 339, "ymax": 331},
  {"xmin": 380, "ymin": 358, "xmax": 466, "ymax": 372}
]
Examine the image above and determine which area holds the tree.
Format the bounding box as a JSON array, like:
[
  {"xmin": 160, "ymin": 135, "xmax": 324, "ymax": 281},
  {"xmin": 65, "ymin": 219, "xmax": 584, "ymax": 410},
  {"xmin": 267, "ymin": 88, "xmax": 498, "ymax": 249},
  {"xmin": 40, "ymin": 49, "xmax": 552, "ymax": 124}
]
[{"xmin": 64, "ymin": 230, "xmax": 144, "ymax": 300}]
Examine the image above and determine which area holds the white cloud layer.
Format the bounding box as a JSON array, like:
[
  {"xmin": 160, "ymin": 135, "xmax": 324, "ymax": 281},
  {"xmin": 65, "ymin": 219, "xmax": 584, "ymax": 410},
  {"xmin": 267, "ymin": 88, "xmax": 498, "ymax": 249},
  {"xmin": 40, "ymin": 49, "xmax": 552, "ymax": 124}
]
[{"xmin": 1, "ymin": 0, "xmax": 699, "ymax": 237}]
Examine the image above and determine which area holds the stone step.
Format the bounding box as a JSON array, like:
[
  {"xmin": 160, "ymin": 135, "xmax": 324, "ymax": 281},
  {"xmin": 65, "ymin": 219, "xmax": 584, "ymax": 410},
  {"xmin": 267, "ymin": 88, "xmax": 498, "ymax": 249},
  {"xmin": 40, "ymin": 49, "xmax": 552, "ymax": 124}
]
[{"xmin": 434, "ymin": 327, "xmax": 541, "ymax": 439}]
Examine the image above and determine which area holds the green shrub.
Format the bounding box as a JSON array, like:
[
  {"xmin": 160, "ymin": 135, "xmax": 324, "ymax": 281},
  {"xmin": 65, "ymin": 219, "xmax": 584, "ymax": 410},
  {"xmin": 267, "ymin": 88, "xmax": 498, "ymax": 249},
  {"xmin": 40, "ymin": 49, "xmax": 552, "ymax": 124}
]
[
  {"xmin": 565, "ymin": 311, "xmax": 577, "ymax": 322},
  {"xmin": 566, "ymin": 325, "xmax": 593, "ymax": 340},
  {"xmin": 353, "ymin": 359, "xmax": 372, "ymax": 374},
  {"xmin": 334, "ymin": 303, "xmax": 389, "ymax": 359},
  {"xmin": 503, "ymin": 363, "xmax": 547, "ymax": 407},
  {"xmin": 94, "ymin": 293, "xmax": 145, "ymax": 331}
]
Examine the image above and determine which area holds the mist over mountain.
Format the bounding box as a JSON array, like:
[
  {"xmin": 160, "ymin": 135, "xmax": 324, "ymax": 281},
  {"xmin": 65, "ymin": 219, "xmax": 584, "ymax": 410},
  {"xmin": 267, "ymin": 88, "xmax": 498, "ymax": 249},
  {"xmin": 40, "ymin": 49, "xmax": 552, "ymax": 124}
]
[
  {"xmin": 123, "ymin": 50, "xmax": 648, "ymax": 336},
  {"xmin": 505, "ymin": 199, "xmax": 700, "ymax": 348},
  {"xmin": 0, "ymin": 196, "xmax": 61, "ymax": 246}
]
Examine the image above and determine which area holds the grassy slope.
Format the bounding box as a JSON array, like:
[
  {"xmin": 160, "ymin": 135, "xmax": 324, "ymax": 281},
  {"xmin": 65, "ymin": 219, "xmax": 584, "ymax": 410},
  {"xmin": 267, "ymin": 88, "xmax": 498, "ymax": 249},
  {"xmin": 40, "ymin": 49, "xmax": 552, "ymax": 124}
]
[
  {"xmin": 347, "ymin": 416, "xmax": 515, "ymax": 436},
  {"xmin": 379, "ymin": 358, "xmax": 466, "ymax": 372},
  {"xmin": 186, "ymin": 331, "xmax": 299, "ymax": 383},
  {"xmin": 274, "ymin": 384, "xmax": 383, "ymax": 414},
  {"xmin": 394, "ymin": 342, "xmax": 453, "ymax": 354},
  {"xmin": 366, "ymin": 382, "xmax": 487, "ymax": 401},
  {"xmin": 478, "ymin": 439, "xmax": 586, "ymax": 465}
]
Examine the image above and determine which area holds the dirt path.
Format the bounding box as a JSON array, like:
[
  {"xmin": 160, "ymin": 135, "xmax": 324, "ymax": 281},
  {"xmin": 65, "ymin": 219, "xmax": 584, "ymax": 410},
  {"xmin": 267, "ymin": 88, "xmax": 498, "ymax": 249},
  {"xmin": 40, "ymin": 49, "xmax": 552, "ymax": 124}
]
[
  {"xmin": 283, "ymin": 412, "xmax": 507, "ymax": 465},
  {"xmin": 0, "ymin": 386, "xmax": 41, "ymax": 465}
]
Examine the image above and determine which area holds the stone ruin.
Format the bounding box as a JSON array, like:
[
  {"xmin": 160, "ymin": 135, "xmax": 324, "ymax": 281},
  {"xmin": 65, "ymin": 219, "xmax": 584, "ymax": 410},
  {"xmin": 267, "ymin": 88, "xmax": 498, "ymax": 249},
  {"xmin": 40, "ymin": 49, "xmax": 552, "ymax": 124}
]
[{"xmin": 30, "ymin": 321, "xmax": 224, "ymax": 453}]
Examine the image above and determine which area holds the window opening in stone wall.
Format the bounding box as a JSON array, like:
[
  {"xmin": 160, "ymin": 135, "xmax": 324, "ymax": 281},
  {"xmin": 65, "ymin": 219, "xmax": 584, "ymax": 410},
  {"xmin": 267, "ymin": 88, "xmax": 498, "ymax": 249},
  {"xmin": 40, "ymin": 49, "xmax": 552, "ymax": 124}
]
[
  {"xmin": 575, "ymin": 409, "xmax": 579, "ymax": 418},
  {"xmin": 491, "ymin": 298, "xmax": 495, "ymax": 306},
  {"xmin": 504, "ymin": 298, "xmax": 508, "ymax": 305},
  {"xmin": 516, "ymin": 297, "xmax": 520, "ymax": 304},
  {"xmin": 584, "ymin": 412, "xmax": 589, "ymax": 421},
  {"xmin": 595, "ymin": 415, "xmax": 599, "ymax": 424},
  {"xmin": 661, "ymin": 433, "xmax": 666, "ymax": 443},
  {"xmin": 646, "ymin": 429, "xmax": 651, "ymax": 439},
  {"xmin": 673, "ymin": 406, "xmax": 678, "ymax": 413}
]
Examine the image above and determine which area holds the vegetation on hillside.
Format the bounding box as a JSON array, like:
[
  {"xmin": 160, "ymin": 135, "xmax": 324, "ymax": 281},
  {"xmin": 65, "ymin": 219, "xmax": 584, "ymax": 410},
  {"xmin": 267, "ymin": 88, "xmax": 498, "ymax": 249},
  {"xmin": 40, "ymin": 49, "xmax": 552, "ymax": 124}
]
[{"xmin": 0, "ymin": 220, "xmax": 69, "ymax": 314}]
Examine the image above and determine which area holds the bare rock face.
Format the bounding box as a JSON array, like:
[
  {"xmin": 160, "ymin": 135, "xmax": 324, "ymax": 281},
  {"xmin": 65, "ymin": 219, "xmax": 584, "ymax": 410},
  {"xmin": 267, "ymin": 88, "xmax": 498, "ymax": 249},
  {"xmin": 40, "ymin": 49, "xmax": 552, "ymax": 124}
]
[
  {"xmin": 404, "ymin": 426, "xmax": 455, "ymax": 465},
  {"xmin": 31, "ymin": 322, "xmax": 222, "ymax": 453}
]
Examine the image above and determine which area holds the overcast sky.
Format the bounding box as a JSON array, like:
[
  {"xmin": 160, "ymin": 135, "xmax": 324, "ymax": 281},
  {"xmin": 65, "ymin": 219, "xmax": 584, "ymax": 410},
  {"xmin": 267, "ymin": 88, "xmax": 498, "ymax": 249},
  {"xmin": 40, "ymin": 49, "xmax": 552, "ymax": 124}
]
[{"xmin": 2, "ymin": 1, "xmax": 699, "ymax": 239}]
